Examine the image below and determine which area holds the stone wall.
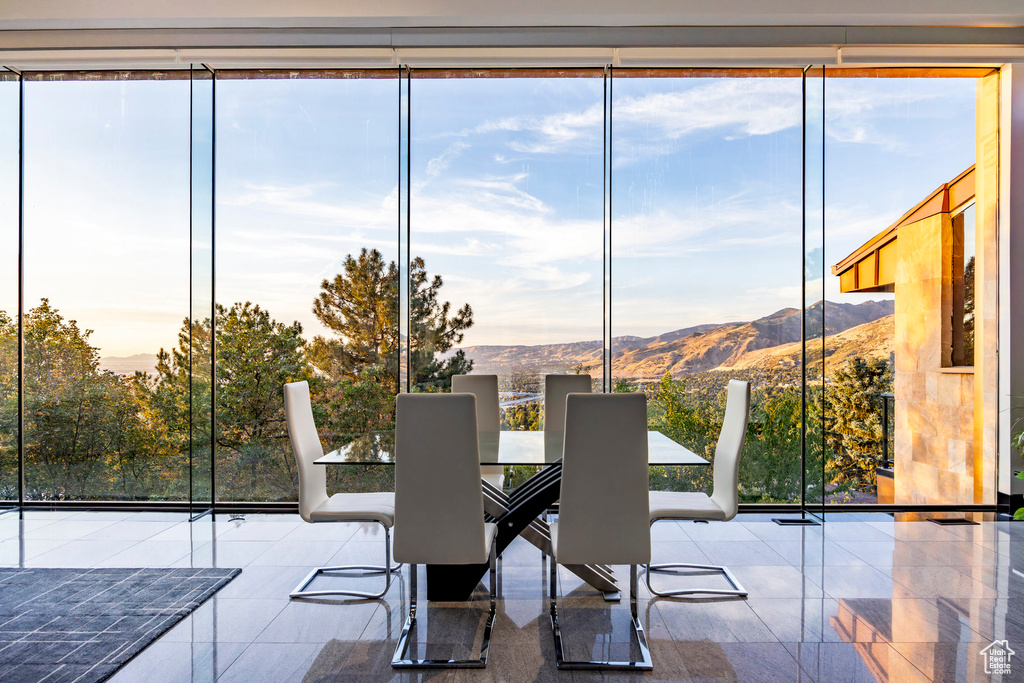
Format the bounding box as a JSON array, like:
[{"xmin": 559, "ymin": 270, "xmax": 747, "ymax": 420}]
[
  {"xmin": 891, "ymin": 74, "xmax": 1000, "ymax": 506},
  {"xmin": 893, "ymin": 212, "xmax": 977, "ymax": 504}
]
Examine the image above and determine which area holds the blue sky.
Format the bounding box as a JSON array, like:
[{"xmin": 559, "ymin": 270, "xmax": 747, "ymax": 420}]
[{"xmin": 0, "ymin": 73, "xmax": 975, "ymax": 356}]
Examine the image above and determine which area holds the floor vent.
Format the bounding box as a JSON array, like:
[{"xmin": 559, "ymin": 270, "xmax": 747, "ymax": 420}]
[
  {"xmin": 772, "ymin": 518, "xmax": 822, "ymax": 526},
  {"xmin": 928, "ymin": 518, "xmax": 979, "ymax": 526}
]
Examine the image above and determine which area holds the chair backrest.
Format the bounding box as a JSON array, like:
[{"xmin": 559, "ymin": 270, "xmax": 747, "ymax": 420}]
[
  {"xmin": 709, "ymin": 380, "xmax": 752, "ymax": 521},
  {"xmin": 284, "ymin": 381, "xmax": 329, "ymax": 523},
  {"xmin": 452, "ymin": 374, "xmax": 500, "ymax": 432},
  {"xmin": 543, "ymin": 374, "xmax": 592, "ymax": 432},
  {"xmin": 556, "ymin": 393, "xmax": 651, "ymax": 565},
  {"xmin": 393, "ymin": 393, "xmax": 490, "ymax": 565}
]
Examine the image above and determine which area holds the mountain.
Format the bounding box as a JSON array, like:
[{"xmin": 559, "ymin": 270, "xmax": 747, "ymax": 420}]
[
  {"xmin": 98, "ymin": 354, "xmax": 159, "ymax": 375},
  {"xmin": 97, "ymin": 300, "xmax": 894, "ymax": 381},
  {"xmin": 458, "ymin": 323, "xmax": 721, "ymax": 375},
  {"xmin": 459, "ymin": 300, "xmax": 893, "ymax": 378},
  {"xmin": 721, "ymin": 315, "xmax": 894, "ymax": 372}
]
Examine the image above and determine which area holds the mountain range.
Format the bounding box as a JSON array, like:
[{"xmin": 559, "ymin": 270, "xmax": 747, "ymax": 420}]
[
  {"xmin": 459, "ymin": 300, "xmax": 894, "ymax": 378},
  {"xmin": 99, "ymin": 299, "xmax": 894, "ymax": 379},
  {"xmin": 98, "ymin": 353, "xmax": 160, "ymax": 376}
]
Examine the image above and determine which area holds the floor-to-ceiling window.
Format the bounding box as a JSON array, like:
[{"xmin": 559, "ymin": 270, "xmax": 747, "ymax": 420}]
[
  {"xmin": 21, "ymin": 72, "xmax": 191, "ymax": 502},
  {"xmin": 0, "ymin": 73, "xmax": 18, "ymax": 502},
  {"xmin": 823, "ymin": 72, "xmax": 979, "ymax": 506},
  {"xmin": 610, "ymin": 70, "xmax": 808, "ymax": 503},
  {"xmin": 409, "ymin": 70, "xmax": 605, "ymax": 419},
  {"xmin": 0, "ymin": 64, "xmax": 997, "ymax": 511},
  {"xmin": 215, "ymin": 71, "xmax": 399, "ymax": 502}
]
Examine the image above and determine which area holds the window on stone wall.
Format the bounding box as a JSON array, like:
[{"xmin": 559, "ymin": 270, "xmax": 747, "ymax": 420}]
[{"xmin": 950, "ymin": 203, "xmax": 976, "ymax": 367}]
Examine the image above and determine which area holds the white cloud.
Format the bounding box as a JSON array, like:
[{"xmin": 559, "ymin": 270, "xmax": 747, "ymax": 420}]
[
  {"xmin": 613, "ymin": 198, "xmax": 802, "ymax": 259},
  {"xmin": 823, "ymin": 80, "xmax": 952, "ymax": 151},
  {"xmin": 615, "ymin": 80, "xmax": 802, "ymax": 140},
  {"xmin": 473, "ymin": 107, "xmax": 604, "ymax": 154},
  {"xmin": 460, "ymin": 78, "xmax": 957, "ymax": 166},
  {"xmin": 426, "ymin": 141, "xmax": 470, "ymax": 177},
  {"xmin": 221, "ymin": 181, "xmax": 398, "ymax": 233}
]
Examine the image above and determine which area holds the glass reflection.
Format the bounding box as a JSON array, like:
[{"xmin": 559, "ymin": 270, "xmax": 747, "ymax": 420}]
[{"xmin": 804, "ymin": 67, "xmax": 826, "ymax": 513}]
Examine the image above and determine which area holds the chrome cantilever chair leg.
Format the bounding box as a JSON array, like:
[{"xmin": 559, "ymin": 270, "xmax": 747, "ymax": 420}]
[
  {"xmin": 290, "ymin": 521, "xmax": 402, "ymax": 600},
  {"xmin": 550, "ymin": 560, "xmax": 653, "ymax": 671},
  {"xmin": 392, "ymin": 543, "xmax": 498, "ymax": 668},
  {"xmin": 645, "ymin": 519, "xmax": 747, "ymax": 598}
]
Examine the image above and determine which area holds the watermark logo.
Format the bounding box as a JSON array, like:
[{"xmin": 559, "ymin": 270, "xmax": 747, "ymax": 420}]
[{"xmin": 980, "ymin": 640, "xmax": 1014, "ymax": 675}]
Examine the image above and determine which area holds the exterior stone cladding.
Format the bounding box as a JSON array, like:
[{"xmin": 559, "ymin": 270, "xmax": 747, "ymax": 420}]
[{"xmin": 893, "ymin": 211, "xmax": 976, "ymax": 504}]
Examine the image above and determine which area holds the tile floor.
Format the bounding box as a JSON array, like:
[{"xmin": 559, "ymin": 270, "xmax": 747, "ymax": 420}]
[{"xmin": 1, "ymin": 510, "xmax": 1021, "ymax": 682}]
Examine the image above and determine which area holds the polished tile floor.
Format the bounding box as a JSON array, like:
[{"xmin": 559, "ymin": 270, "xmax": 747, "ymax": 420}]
[{"xmin": 0, "ymin": 510, "xmax": 1020, "ymax": 682}]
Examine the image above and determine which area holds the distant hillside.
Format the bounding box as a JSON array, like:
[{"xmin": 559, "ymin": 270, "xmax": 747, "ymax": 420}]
[
  {"xmin": 721, "ymin": 314, "xmax": 894, "ymax": 372},
  {"xmin": 98, "ymin": 354, "xmax": 159, "ymax": 375},
  {"xmin": 460, "ymin": 300, "xmax": 893, "ymax": 378},
  {"xmin": 459, "ymin": 323, "xmax": 721, "ymax": 375},
  {"xmin": 98, "ymin": 300, "xmax": 894, "ymax": 380}
]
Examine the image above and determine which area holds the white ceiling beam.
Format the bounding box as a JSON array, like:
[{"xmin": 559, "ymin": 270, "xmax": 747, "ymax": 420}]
[
  {"xmin": 1, "ymin": 1, "xmax": 1022, "ymax": 31},
  {"xmin": 838, "ymin": 46, "xmax": 1024, "ymax": 66},
  {"xmin": 4, "ymin": 45, "xmax": 1023, "ymax": 72},
  {"xmin": 2, "ymin": 26, "xmax": 1024, "ymax": 53}
]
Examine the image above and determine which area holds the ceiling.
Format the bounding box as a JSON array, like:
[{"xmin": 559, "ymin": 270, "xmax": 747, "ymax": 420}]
[
  {"xmin": 1, "ymin": 1, "xmax": 1021, "ymax": 69},
  {"xmin": 1, "ymin": 0, "xmax": 1023, "ymax": 30}
]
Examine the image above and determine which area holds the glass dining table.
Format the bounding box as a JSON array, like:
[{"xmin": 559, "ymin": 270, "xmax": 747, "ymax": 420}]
[{"xmin": 315, "ymin": 430, "xmax": 708, "ymax": 600}]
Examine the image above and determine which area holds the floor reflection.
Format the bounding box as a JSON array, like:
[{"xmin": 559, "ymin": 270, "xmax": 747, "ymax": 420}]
[{"xmin": 2, "ymin": 510, "xmax": 1021, "ymax": 681}]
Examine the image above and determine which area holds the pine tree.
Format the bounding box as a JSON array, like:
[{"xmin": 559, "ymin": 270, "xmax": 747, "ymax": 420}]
[
  {"xmin": 408, "ymin": 256, "xmax": 474, "ymax": 390},
  {"xmin": 823, "ymin": 357, "xmax": 893, "ymax": 490},
  {"xmin": 310, "ymin": 248, "xmax": 399, "ymax": 387},
  {"xmin": 311, "ymin": 249, "xmax": 474, "ymax": 392}
]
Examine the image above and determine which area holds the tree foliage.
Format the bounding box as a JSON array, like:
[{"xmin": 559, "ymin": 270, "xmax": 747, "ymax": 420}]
[
  {"xmin": 6, "ymin": 300, "xmax": 179, "ymax": 500},
  {"xmin": 0, "ymin": 254, "xmax": 472, "ymax": 503},
  {"xmin": 646, "ymin": 371, "xmax": 828, "ymax": 504},
  {"xmin": 0, "ymin": 311, "xmax": 17, "ymax": 495},
  {"xmin": 409, "ymin": 256, "xmax": 474, "ymax": 390},
  {"xmin": 310, "ymin": 248, "xmax": 399, "ymax": 388},
  {"xmin": 964, "ymin": 255, "xmax": 975, "ymax": 362},
  {"xmin": 1, "ymin": 257, "xmax": 895, "ymax": 506},
  {"xmin": 310, "ymin": 250, "xmax": 474, "ymax": 392},
  {"xmin": 822, "ymin": 356, "xmax": 893, "ymax": 490},
  {"xmin": 152, "ymin": 302, "xmax": 310, "ymax": 501}
]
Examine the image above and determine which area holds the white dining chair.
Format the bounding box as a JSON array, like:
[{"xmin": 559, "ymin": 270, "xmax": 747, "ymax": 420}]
[
  {"xmin": 284, "ymin": 381, "xmax": 399, "ymax": 600},
  {"xmin": 543, "ymin": 374, "xmax": 592, "ymax": 432},
  {"xmin": 646, "ymin": 379, "xmax": 751, "ymax": 598},
  {"xmin": 549, "ymin": 392, "xmax": 653, "ymax": 670},
  {"xmin": 391, "ymin": 393, "xmax": 499, "ymax": 669},
  {"xmin": 452, "ymin": 374, "xmax": 504, "ymax": 491}
]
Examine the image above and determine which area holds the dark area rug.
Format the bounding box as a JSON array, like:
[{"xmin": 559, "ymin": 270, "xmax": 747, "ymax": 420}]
[{"xmin": 0, "ymin": 567, "xmax": 240, "ymax": 683}]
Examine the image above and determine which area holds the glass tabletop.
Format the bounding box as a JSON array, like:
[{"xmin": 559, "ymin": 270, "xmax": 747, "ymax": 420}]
[{"xmin": 314, "ymin": 430, "xmax": 708, "ymax": 467}]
